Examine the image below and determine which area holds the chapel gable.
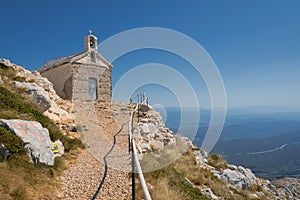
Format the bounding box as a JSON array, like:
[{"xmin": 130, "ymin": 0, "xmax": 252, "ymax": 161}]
[{"xmin": 38, "ymin": 32, "xmax": 113, "ymax": 103}]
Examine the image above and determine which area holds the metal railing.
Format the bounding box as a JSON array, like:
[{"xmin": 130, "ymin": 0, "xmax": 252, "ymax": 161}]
[
  {"xmin": 129, "ymin": 94, "xmax": 152, "ymax": 200},
  {"xmin": 130, "ymin": 93, "xmax": 149, "ymax": 106}
]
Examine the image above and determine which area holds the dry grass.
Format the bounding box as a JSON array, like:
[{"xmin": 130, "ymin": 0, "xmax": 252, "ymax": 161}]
[
  {"xmin": 0, "ymin": 63, "xmax": 84, "ymax": 199},
  {"xmin": 207, "ymin": 153, "xmax": 228, "ymax": 170},
  {"xmin": 137, "ymin": 142, "xmax": 209, "ymax": 200},
  {"xmin": 0, "ymin": 157, "xmax": 57, "ymax": 199},
  {"xmin": 137, "ymin": 140, "xmax": 265, "ymax": 200},
  {"xmin": 0, "ymin": 149, "xmax": 83, "ymax": 199}
]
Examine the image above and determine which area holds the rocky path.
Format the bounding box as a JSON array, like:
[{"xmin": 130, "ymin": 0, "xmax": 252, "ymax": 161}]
[{"xmin": 55, "ymin": 101, "xmax": 132, "ymax": 199}]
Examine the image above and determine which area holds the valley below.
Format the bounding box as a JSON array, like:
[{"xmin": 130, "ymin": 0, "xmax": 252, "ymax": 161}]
[{"xmin": 165, "ymin": 107, "xmax": 300, "ymax": 180}]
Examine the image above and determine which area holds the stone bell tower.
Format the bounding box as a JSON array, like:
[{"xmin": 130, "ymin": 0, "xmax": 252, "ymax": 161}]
[{"xmin": 84, "ymin": 30, "xmax": 98, "ymax": 51}]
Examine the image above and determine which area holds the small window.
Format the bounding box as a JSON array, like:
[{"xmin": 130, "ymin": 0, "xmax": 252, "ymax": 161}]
[{"xmin": 88, "ymin": 78, "xmax": 97, "ymax": 100}]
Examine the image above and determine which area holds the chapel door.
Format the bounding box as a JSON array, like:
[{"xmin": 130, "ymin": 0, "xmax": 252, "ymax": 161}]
[{"xmin": 88, "ymin": 78, "xmax": 97, "ymax": 100}]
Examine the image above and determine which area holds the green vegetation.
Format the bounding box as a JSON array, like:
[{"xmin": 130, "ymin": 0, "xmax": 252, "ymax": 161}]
[
  {"xmin": 0, "ymin": 127, "xmax": 27, "ymax": 154},
  {"xmin": 0, "ymin": 62, "xmax": 83, "ymax": 199},
  {"xmin": 0, "ymin": 86, "xmax": 83, "ymax": 151},
  {"xmin": 207, "ymin": 153, "xmax": 228, "ymax": 170}
]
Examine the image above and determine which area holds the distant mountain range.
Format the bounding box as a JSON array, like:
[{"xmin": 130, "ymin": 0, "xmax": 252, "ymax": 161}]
[
  {"xmin": 164, "ymin": 106, "xmax": 300, "ymax": 179},
  {"xmin": 212, "ymin": 131, "xmax": 300, "ymax": 179}
]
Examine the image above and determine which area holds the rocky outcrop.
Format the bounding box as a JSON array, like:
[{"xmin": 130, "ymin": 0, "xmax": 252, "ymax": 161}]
[
  {"xmin": 0, "ymin": 75, "xmax": 3, "ymax": 85},
  {"xmin": 11, "ymin": 81, "xmax": 51, "ymax": 111},
  {"xmin": 194, "ymin": 149, "xmax": 208, "ymax": 165},
  {"xmin": 133, "ymin": 104, "xmax": 300, "ymax": 199},
  {"xmin": 0, "ymin": 119, "xmax": 57, "ymax": 165},
  {"xmin": 272, "ymin": 177, "xmax": 300, "ymax": 199},
  {"xmin": 133, "ymin": 107, "xmax": 176, "ymax": 153},
  {"xmin": 0, "ymin": 58, "xmax": 77, "ymax": 138},
  {"xmin": 216, "ymin": 165, "xmax": 257, "ymax": 190},
  {"xmin": 194, "ymin": 147, "xmax": 300, "ymax": 199}
]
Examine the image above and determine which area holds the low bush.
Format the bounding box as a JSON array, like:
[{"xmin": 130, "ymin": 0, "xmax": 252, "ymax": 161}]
[
  {"xmin": 0, "ymin": 86, "xmax": 83, "ymax": 152},
  {"xmin": 207, "ymin": 153, "xmax": 228, "ymax": 170},
  {"xmin": 0, "ymin": 127, "xmax": 27, "ymax": 154}
]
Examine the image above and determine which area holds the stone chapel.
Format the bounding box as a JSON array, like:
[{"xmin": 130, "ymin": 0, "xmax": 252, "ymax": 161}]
[{"xmin": 38, "ymin": 33, "xmax": 113, "ymax": 103}]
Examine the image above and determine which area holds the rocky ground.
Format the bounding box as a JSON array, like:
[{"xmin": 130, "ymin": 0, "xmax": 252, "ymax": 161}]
[
  {"xmin": 54, "ymin": 101, "xmax": 133, "ymax": 200},
  {"xmin": 56, "ymin": 149, "xmax": 131, "ymax": 200}
]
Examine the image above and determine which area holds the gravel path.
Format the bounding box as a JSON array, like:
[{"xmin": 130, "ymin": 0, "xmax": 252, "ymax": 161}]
[
  {"xmin": 56, "ymin": 150, "xmax": 131, "ymax": 200},
  {"xmin": 55, "ymin": 101, "xmax": 132, "ymax": 199}
]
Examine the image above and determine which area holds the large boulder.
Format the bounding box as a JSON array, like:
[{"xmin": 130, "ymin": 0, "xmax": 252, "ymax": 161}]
[
  {"xmin": 11, "ymin": 81, "xmax": 51, "ymax": 112},
  {"xmin": 0, "ymin": 119, "xmax": 55, "ymax": 165},
  {"xmin": 237, "ymin": 166, "xmax": 257, "ymax": 185},
  {"xmin": 218, "ymin": 165, "xmax": 257, "ymax": 190}
]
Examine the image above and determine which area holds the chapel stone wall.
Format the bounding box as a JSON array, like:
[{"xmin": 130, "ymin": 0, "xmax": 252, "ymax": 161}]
[{"xmin": 41, "ymin": 63, "xmax": 73, "ymax": 100}]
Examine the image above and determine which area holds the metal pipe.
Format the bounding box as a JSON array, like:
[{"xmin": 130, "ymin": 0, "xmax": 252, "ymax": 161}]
[
  {"xmin": 132, "ymin": 140, "xmax": 152, "ymax": 200},
  {"xmin": 132, "ymin": 142, "xmax": 136, "ymax": 200}
]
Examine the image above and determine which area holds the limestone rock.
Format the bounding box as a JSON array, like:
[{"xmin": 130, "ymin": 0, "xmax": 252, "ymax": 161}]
[
  {"xmin": 272, "ymin": 177, "xmax": 300, "ymax": 199},
  {"xmin": 148, "ymin": 123, "xmax": 159, "ymax": 134},
  {"xmin": 0, "ymin": 119, "xmax": 55, "ymax": 165},
  {"xmin": 11, "ymin": 81, "xmax": 51, "ymax": 112},
  {"xmin": 53, "ymin": 139, "xmax": 64, "ymax": 157},
  {"xmin": 150, "ymin": 140, "xmax": 164, "ymax": 151},
  {"xmin": 237, "ymin": 166, "xmax": 257, "ymax": 185},
  {"xmin": 44, "ymin": 102, "xmax": 74, "ymax": 123},
  {"xmin": 0, "ymin": 75, "xmax": 3, "ymax": 85},
  {"xmin": 0, "ymin": 143, "xmax": 10, "ymax": 161},
  {"xmin": 201, "ymin": 187, "xmax": 220, "ymax": 200},
  {"xmin": 218, "ymin": 165, "xmax": 257, "ymax": 190},
  {"xmin": 194, "ymin": 150, "xmax": 208, "ymax": 166},
  {"xmin": 139, "ymin": 123, "xmax": 150, "ymax": 135},
  {"xmin": 141, "ymin": 143, "xmax": 152, "ymax": 152},
  {"xmin": 1, "ymin": 58, "xmax": 75, "ymax": 129}
]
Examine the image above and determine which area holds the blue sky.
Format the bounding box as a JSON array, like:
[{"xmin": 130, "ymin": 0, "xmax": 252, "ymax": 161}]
[{"xmin": 1, "ymin": 0, "xmax": 300, "ymax": 109}]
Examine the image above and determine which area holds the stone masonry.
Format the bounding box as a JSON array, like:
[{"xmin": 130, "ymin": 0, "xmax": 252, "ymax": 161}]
[{"xmin": 38, "ymin": 33, "xmax": 113, "ymax": 103}]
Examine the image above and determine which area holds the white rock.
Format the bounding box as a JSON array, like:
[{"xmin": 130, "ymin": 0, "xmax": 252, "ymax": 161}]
[
  {"xmin": 139, "ymin": 124, "xmax": 150, "ymax": 135},
  {"xmin": 201, "ymin": 187, "xmax": 220, "ymax": 200},
  {"xmin": 218, "ymin": 167, "xmax": 256, "ymax": 190},
  {"xmin": 150, "ymin": 140, "xmax": 164, "ymax": 151},
  {"xmin": 11, "ymin": 81, "xmax": 51, "ymax": 111},
  {"xmin": 0, "ymin": 119, "xmax": 55, "ymax": 165},
  {"xmin": 237, "ymin": 166, "xmax": 257, "ymax": 185}
]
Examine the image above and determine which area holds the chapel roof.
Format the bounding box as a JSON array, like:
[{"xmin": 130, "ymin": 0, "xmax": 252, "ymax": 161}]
[
  {"xmin": 38, "ymin": 33, "xmax": 113, "ymax": 73},
  {"xmin": 37, "ymin": 51, "xmax": 89, "ymax": 72}
]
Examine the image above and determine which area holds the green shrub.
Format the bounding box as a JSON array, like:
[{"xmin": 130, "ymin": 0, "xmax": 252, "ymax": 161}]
[
  {"xmin": 0, "ymin": 127, "xmax": 27, "ymax": 154},
  {"xmin": 0, "ymin": 62, "xmax": 83, "ymax": 198},
  {"xmin": 207, "ymin": 153, "xmax": 228, "ymax": 170},
  {"xmin": 0, "ymin": 86, "xmax": 83, "ymax": 152},
  {"xmin": 12, "ymin": 76, "xmax": 26, "ymax": 82}
]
